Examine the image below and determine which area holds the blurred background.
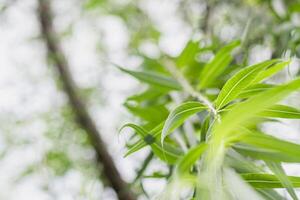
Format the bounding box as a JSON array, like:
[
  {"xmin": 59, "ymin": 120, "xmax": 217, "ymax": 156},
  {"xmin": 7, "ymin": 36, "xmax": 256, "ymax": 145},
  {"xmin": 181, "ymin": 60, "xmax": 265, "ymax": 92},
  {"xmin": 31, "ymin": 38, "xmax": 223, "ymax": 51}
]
[{"xmin": 1, "ymin": 0, "xmax": 300, "ymax": 199}]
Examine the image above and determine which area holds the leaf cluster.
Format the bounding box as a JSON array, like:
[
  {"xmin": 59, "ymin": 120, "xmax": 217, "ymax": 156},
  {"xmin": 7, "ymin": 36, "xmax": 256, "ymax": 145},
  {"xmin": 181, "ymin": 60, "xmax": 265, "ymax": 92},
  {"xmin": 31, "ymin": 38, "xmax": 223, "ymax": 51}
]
[{"xmin": 120, "ymin": 40, "xmax": 300, "ymax": 199}]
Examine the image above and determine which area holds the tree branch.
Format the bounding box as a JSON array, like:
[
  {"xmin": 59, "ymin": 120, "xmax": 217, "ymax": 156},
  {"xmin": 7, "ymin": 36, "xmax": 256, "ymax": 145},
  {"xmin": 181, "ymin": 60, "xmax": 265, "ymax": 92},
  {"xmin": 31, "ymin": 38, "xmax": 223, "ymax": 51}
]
[
  {"xmin": 37, "ymin": 1, "xmax": 136, "ymax": 199},
  {"xmin": 201, "ymin": 1, "xmax": 211, "ymax": 35}
]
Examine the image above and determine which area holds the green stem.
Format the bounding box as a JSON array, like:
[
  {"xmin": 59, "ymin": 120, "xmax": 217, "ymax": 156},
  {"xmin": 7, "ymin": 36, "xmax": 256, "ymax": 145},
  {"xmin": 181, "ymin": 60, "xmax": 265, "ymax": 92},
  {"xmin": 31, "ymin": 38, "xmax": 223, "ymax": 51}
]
[{"xmin": 163, "ymin": 59, "xmax": 218, "ymax": 117}]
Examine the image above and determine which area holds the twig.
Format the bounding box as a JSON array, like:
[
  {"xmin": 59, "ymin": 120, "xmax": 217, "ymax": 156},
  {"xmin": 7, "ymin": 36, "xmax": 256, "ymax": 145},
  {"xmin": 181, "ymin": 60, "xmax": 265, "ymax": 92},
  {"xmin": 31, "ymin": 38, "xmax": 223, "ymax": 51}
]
[
  {"xmin": 38, "ymin": 1, "xmax": 136, "ymax": 199},
  {"xmin": 133, "ymin": 152, "xmax": 154, "ymax": 183},
  {"xmin": 163, "ymin": 59, "xmax": 217, "ymax": 117},
  {"xmin": 201, "ymin": 1, "xmax": 211, "ymax": 35}
]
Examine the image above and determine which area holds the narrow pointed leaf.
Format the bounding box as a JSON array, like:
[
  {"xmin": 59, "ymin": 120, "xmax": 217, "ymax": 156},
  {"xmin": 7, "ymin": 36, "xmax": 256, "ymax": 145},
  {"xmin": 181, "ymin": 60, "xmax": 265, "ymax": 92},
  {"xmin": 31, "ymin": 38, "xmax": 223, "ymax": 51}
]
[
  {"xmin": 213, "ymin": 77, "xmax": 300, "ymax": 141},
  {"xmin": 124, "ymin": 123, "xmax": 163, "ymax": 157},
  {"xmin": 266, "ymin": 161, "xmax": 298, "ymax": 200},
  {"xmin": 198, "ymin": 40, "xmax": 240, "ymax": 89},
  {"xmin": 161, "ymin": 101, "xmax": 206, "ymax": 144},
  {"xmin": 176, "ymin": 40, "xmax": 201, "ymax": 68},
  {"xmin": 200, "ymin": 116, "xmax": 210, "ymax": 142},
  {"xmin": 124, "ymin": 103, "xmax": 169, "ymax": 124},
  {"xmin": 242, "ymin": 132, "xmax": 300, "ymax": 162},
  {"xmin": 121, "ymin": 123, "xmax": 182, "ymax": 164},
  {"xmin": 259, "ymin": 104, "xmax": 300, "ymax": 119},
  {"xmin": 235, "ymin": 143, "xmax": 300, "ymax": 163},
  {"xmin": 176, "ymin": 143, "xmax": 207, "ymax": 175},
  {"xmin": 253, "ymin": 60, "xmax": 291, "ymax": 83},
  {"xmin": 215, "ymin": 59, "xmax": 281, "ymax": 109},
  {"xmin": 242, "ymin": 173, "xmax": 300, "ymax": 188},
  {"xmin": 127, "ymin": 88, "xmax": 167, "ymax": 102},
  {"xmin": 238, "ymin": 83, "xmax": 274, "ymax": 99},
  {"xmin": 118, "ymin": 67, "xmax": 181, "ymax": 90}
]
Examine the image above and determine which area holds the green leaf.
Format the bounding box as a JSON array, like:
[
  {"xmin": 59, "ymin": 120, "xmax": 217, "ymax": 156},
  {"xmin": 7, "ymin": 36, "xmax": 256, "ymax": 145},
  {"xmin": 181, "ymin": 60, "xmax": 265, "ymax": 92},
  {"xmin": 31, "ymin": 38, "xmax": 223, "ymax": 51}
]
[
  {"xmin": 266, "ymin": 161, "xmax": 298, "ymax": 200},
  {"xmin": 123, "ymin": 123, "xmax": 163, "ymax": 157},
  {"xmin": 206, "ymin": 77, "xmax": 300, "ymax": 182},
  {"xmin": 253, "ymin": 60, "xmax": 291, "ymax": 83},
  {"xmin": 144, "ymin": 171, "xmax": 168, "ymax": 179},
  {"xmin": 198, "ymin": 40, "xmax": 240, "ymax": 89},
  {"xmin": 142, "ymin": 56, "xmax": 167, "ymax": 74},
  {"xmin": 124, "ymin": 103, "xmax": 169, "ymax": 124},
  {"xmin": 259, "ymin": 104, "xmax": 300, "ymax": 119},
  {"xmin": 215, "ymin": 59, "xmax": 281, "ymax": 110},
  {"xmin": 213, "ymin": 77, "xmax": 300, "ymax": 142},
  {"xmin": 118, "ymin": 67, "xmax": 181, "ymax": 90},
  {"xmin": 242, "ymin": 173, "xmax": 300, "ymax": 188},
  {"xmin": 235, "ymin": 143, "xmax": 300, "ymax": 163},
  {"xmin": 242, "ymin": 132, "xmax": 300, "ymax": 162},
  {"xmin": 176, "ymin": 143, "xmax": 207, "ymax": 175},
  {"xmin": 161, "ymin": 101, "xmax": 206, "ymax": 144},
  {"xmin": 200, "ymin": 116, "xmax": 210, "ymax": 142},
  {"xmin": 121, "ymin": 123, "xmax": 182, "ymax": 164},
  {"xmin": 176, "ymin": 40, "xmax": 201, "ymax": 68},
  {"xmin": 127, "ymin": 88, "xmax": 167, "ymax": 103},
  {"xmin": 238, "ymin": 83, "xmax": 274, "ymax": 99}
]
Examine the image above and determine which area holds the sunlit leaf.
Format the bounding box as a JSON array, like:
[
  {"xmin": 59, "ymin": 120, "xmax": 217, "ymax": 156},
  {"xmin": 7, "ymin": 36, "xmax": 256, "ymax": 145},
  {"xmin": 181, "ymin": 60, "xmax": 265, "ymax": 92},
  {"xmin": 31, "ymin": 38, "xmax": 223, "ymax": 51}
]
[
  {"xmin": 198, "ymin": 40, "xmax": 240, "ymax": 89},
  {"xmin": 176, "ymin": 40, "xmax": 201, "ymax": 68},
  {"xmin": 213, "ymin": 77, "xmax": 300, "ymax": 142},
  {"xmin": 200, "ymin": 116, "xmax": 210, "ymax": 142},
  {"xmin": 238, "ymin": 83, "xmax": 274, "ymax": 99},
  {"xmin": 161, "ymin": 101, "xmax": 206, "ymax": 144},
  {"xmin": 242, "ymin": 173, "xmax": 300, "ymax": 188},
  {"xmin": 176, "ymin": 143, "xmax": 207, "ymax": 175},
  {"xmin": 235, "ymin": 143, "xmax": 300, "ymax": 163},
  {"xmin": 259, "ymin": 104, "xmax": 300, "ymax": 119},
  {"xmin": 253, "ymin": 60, "xmax": 291, "ymax": 83},
  {"xmin": 215, "ymin": 59, "xmax": 281, "ymax": 110}
]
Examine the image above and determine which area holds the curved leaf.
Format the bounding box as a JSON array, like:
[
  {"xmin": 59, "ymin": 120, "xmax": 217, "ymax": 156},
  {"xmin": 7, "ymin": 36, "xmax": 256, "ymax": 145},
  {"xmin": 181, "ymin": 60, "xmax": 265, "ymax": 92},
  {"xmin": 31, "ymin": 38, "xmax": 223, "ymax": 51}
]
[
  {"xmin": 215, "ymin": 59, "xmax": 281, "ymax": 110},
  {"xmin": 176, "ymin": 40, "xmax": 201, "ymax": 68},
  {"xmin": 121, "ymin": 123, "xmax": 182, "ymax": 164},
  {"xmin": 253, "ymin": 60, "xmax": 291, "ymax": 83},
  {"xmin": 124, "ymin": 123, "xmax": 163, "ymax": 157},
  {"xmin": 161, "ymin": 101, "xmax": 206, "ymax": 144},
  {"xmin": 213, "ymin": 77, "xmax": 300, "ymax": 142},
  {"xmin": 124, "ymin": 103, "xmax": 169, "ymax": 124}
]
